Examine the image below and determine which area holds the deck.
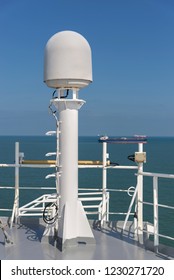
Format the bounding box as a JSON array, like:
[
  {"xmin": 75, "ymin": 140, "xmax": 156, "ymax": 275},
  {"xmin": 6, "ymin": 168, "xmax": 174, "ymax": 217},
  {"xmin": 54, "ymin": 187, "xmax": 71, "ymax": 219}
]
[{"xmin": 0, "ymin": 217, "xmax": 173, "ymax": 260}]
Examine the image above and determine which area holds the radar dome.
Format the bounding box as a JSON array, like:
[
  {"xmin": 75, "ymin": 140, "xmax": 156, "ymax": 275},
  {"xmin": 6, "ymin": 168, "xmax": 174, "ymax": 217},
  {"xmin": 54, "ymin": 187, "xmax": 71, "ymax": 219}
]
[{"xmin": 44, "ymin": 30, "xmax": 92, "ymax": 89}]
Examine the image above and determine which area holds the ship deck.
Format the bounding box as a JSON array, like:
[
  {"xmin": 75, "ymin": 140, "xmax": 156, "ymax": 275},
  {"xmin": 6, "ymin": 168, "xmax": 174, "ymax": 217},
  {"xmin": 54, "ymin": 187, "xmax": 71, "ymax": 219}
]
[{"xmin": 0, "ymin": 217, "xmax": 173, "ymax": 260}]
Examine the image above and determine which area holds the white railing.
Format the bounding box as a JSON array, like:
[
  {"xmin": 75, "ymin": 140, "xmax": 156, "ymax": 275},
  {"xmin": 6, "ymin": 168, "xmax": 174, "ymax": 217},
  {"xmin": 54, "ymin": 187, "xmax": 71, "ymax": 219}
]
[
  {"xmin": 5, "ymin": 138, "xmax": 174, "ymax": 251},
  {"xmin": 138, "ymin": 171, "xmax": 174, "ymax": 250},
  {"xmin": 18, "ymin": 194, "xmax": 57, "ymax": 216},
  {"xmin": 0, "ymin": 141, "xmax": 140, "ymax": 228}
]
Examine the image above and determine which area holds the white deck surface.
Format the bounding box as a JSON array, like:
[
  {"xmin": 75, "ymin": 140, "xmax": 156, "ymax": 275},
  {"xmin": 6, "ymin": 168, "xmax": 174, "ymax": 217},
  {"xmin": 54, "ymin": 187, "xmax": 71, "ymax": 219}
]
[{"xmin": 0, "ymin": 217, "xmax": 173, "ymax": 260}]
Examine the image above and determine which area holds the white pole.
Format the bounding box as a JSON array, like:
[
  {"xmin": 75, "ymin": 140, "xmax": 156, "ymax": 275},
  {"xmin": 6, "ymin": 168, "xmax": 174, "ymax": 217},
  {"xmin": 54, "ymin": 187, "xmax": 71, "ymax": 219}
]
[
  {"xmin": 137, "ymin": 143, "xmax": 144, "ymax": 243},
  {"xmin": 58, "ymin": 97, "xmax": 79, "ymax": 229},
  {"xmin": 11, "ymin": 142, "xmax": 19, "ymax": 227},
  {"xmin": 153, "ymin": 176, "xmax": 159, "ymax": 251},
  {"xmin": 101, "ymin": 141, "xmax": 107, "ymax": 225},
  {"xmin": 55, "ymin": 119, "xmax": 60, "ymax": 194},
  {"xmin": 52, "ymin": 89, "xmax": 95, "ymax": 250}
]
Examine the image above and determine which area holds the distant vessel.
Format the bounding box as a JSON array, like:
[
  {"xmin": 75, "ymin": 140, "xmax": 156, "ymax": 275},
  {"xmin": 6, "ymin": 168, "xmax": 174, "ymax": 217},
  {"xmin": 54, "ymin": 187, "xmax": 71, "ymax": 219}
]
[{"xmin": 99, "ymin": 136, "xmax": 147, "ymax": 144}]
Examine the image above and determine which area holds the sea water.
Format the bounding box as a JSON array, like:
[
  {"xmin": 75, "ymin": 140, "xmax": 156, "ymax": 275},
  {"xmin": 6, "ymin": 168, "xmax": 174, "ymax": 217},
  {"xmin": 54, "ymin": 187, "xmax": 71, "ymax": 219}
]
[{"xmin": 0, "ymin": 136, "xmax": 174, "ymax": 246}]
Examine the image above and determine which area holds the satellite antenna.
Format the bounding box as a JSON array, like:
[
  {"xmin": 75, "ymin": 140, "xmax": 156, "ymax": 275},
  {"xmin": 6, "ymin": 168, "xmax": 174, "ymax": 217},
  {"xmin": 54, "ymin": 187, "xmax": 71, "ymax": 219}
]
[{"xmin": 44, "ymin": 30, "xmax": 95, "ymax": 250}]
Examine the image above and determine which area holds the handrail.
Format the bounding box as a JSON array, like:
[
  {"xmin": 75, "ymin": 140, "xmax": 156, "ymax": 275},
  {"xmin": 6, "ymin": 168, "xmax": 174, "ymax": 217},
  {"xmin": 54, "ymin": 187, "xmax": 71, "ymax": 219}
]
[
  {"xmin": 139, "ymin": 171, "xmax": 174, "ymax": 250},
  {"xmin": 0, "ymin": 186, "xmax": 56, "ymax": 190},
  {"xmin": 138, "ymin": 171, "xmax": 174, "ymax": 179},
  {"xmin": 0, "ymin": 140, "xmax": 145, "ymax": 241},
  {"xmin": 0, "ymin": 163, "xmax": 138, "ymax": 169}
]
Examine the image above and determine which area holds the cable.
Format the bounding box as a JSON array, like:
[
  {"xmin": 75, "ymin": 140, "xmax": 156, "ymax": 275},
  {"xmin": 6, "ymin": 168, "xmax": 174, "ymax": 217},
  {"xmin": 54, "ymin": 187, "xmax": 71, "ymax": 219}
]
[
  {"xmin": 51, "ymin": 89, "xmax": 69, "ymax": 99},
  {"xmin": 52, "ymin": 89, "xmax": 57, "ymax": 99},
  {"xmin": 48, "ymin": 104, "xmax": 58, "ymax": 126},
  {"xmin": 43, "ymin": 202, "xmax": 59, "ymax": 224},
  {"xmin": 60, "ymin": 89, "xmax": 69, "ymax": 98},
  {"xmin": 110, "ymin": 162, "xmax": 119, "ymax": 166},
  {"xmin": 128, "ymin": 154, "xmax": 135, "ymax": 162}
]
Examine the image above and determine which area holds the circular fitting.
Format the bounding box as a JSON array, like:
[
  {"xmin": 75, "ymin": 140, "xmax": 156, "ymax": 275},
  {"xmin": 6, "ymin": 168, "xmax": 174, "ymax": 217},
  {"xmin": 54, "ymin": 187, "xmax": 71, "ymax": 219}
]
[{"xmin": 127, "ymin": 186, "xmax": 135, "ymax": 197}]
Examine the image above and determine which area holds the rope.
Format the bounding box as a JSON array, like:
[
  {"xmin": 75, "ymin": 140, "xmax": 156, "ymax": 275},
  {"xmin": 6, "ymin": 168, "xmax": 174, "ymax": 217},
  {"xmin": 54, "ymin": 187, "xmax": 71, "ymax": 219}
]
[{"xmin": 0, "ymin": 219, "xmax": 13, "ymax": 245}]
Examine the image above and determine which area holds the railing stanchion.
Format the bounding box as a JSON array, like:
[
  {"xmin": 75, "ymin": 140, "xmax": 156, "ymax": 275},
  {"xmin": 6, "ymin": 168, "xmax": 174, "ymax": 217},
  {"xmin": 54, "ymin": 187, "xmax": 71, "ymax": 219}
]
[
  {"xmin": 11, "ymin": 142, "xmax": 20, "ymax": 227},
  {"xmin": 137, "ymin": 143, "xmax": 144, "ymax": 244},
  {"xmin": 153, "ymin": 176, "xmax": 159, "ymax": 251},
  {"xmin": 101, "ymin": 141, "xmax": 107, "ymax": 225}
]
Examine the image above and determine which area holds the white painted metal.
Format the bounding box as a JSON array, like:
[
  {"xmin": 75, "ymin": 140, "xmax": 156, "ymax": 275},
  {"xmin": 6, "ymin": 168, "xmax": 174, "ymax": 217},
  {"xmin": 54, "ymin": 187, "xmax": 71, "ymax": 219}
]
[
  {"xmin": 19, "ymin": 187, "xmax": 56, "ymax": 190},
  {"xmin": 45, "ymin": 152, "xmax": 56, "ymax": 157},
  {"xmin": 45, "ymin": 131, "xmax": 56, "ymax": 136},
  {"xmin": 45, "ymin": 174, "xmax": 56, "ymax": 179},
  {"xmin": 137, "ymin": 143, "xmax": 144, "ymax": 242},
  {"xmin": 55, "ymin": 120, "xmax": 61, "ymax": 194},
  {"xmin": 0, "ymin": 186, "xmax": 14, "ymax": 189},
  {"xmin": 11, "ymin": 142, "xmax": 20, "ymax": 227},
  {"xmin": 51, "ymin": 89, "xmax": 95, "ymax": 249},
  {"xmin": 101, "ymin": 141, "xmax": 107, "ymax": 224},
  {"xmin": 1, "ymin": 140, "xmax": 174, "ymax": 249},
  {"xmin": 79, "ymin": 197, "xmax": 103, "ymax": 201},
  {"xmin": 0, "ymin": 132, "xmax": 172, "ymax": 251},
  {"xmin": 44, "ymin": 31, "xmax": 92, "ymax": 89},
  {"xmin": 0, "ymin": 164, "xmax": 56, "ymax": 168},
  {"xmin": 153, "ymin": 176, "xmax": 159, "ymax": 249},
  {"xmin": 122, "ymin": 183, "xmax": 138, "ymax": 231},
  {"xmin": 139, "ymin": 171, "xmax": 174, "ymax": 179},
  {"xmin": 78, "ymin": 192, "xmax": 103, "ymax": 195},
  {"xmin": 0, "ymin": 164, "xmax": 138, "ymax": 169},
  {"xmin": 138, "ymin": 171, "xmax": 174, "ymax": 248},
  {"xmin": 79, "ymin": 165, "xmax": 138, "ymax": 169}
]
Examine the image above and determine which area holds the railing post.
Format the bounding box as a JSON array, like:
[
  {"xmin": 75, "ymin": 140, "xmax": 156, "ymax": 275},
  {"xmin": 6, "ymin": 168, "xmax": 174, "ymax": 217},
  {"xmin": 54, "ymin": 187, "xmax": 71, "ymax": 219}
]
[
  {"xmin": 137, "ymin": 143, "xmax": 144, "ymax": 243},
  {"xmin": 122, "ymin": 184, "xmax": 138, "ymax": 233},
  {"xmin": 153, "ymin": 176, "xmax": 159, "ymax": 252},
  {"xmin": 55, "ymin": 120, "xmax": 60, "ymax": 194},
  {"xmin": 106, "ymin": 192, "xmax": 110, "ymax": 221},
  {"xmin": 101, "ymin": 141, "xmax": 107, "ymax": 225},
  {"xmin": 10, "ymin": 142, "xmax": 20, "ymax": 227}
]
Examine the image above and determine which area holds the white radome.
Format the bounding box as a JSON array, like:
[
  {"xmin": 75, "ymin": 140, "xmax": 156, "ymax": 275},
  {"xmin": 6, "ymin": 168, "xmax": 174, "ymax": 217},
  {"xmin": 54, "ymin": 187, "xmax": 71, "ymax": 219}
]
[{"xmin": 44, "ymin": 30, "xmax": 92, "ymax": 89}]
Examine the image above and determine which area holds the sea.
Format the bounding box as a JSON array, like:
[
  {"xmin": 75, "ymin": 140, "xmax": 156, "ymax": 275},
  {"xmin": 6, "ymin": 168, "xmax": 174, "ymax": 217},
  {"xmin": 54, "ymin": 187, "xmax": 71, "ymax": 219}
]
[{"xmin": 0, "ymin": 136, "xmax": 174, "ymax": 247}]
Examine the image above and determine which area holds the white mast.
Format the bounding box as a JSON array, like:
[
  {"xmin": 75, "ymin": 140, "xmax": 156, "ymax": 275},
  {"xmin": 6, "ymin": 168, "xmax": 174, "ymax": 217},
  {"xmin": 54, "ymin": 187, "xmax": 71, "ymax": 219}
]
[{"xmin": 44, "ymin": 31, "xmax": 95, "ymax": 250}]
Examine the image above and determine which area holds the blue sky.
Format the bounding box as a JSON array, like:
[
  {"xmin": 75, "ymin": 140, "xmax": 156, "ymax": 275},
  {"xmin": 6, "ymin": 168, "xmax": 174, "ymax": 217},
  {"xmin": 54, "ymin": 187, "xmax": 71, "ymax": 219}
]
[{"xmin": 0, "ymin": 0, "xmax": 174, "ymax": 136}]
